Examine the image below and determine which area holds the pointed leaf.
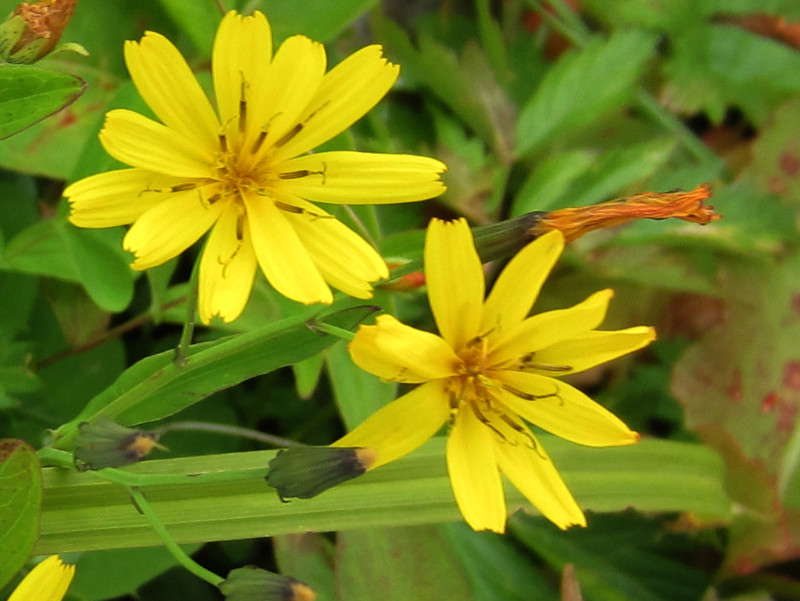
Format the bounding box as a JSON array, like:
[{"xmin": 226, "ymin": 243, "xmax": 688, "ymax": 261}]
[
  {"xmin": 515, "ymin": 30, "xmax": 657, "ymax": 156},
  {"xmin": 0, "ymin": 64, "xmax": 85, "ymax": 140}
]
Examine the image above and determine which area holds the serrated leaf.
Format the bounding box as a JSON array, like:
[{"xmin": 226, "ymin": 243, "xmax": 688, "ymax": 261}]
[
  {"xmin": 0, "ymin": 64, "xmax": 85, "ymax": 140},
  {"xmin": 515, "ymin": 30, "xmax": 657, "ymax": 156},
  {"xmin": 663, "ymin": 24, "xmax": 800, "ymax": 125},
  {"xmin": 0, "ymin": 439, "xmax": 42, "ymax": 589}
]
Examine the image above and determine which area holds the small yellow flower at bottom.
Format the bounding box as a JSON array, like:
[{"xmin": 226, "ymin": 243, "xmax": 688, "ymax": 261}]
[
  {"xmin": 8, "ymin": 556, "xmax": 75, "ymax": 601},
  {"xmin": 333, "ymin": 219, "xmax": 656, "ymax": 533}
]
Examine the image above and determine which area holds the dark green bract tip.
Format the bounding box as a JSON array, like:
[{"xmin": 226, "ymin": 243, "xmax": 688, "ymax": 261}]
[{"xmin": 266, "ymin": 446, "xmax": 375, "ymax": 500}]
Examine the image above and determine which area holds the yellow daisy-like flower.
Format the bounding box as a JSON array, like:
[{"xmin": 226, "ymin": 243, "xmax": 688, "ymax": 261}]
[
  {"xmin": 8, "ymin": 556, "xmax": 75, "ymax": 601},
  {"xmin": 335, "ymin": 219, "xmax": 656, "ymax": 533},
  {"xmin": 64, "ymin": 11, "xmax": 446, "ymax": 323}
]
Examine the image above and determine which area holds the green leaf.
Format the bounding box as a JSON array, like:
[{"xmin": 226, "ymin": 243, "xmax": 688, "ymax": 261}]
[
  {"xmin": 251, "ymin": 0, "xmax": 380, "ymax": 43},
  {"xmin": 327, "ymin": 340, "xmax": 397, "ymax": 431},
  {"xmin": 51, "ymin": 306, "xmax": 379, "ymax": 448},
  {"xmin": 35, "ymin": 436, "xmax": 730, "ymax": 554},
  {"xmin": 440, "ymin": 523, "xmax": 559, "ymax": 601},
  {"xmin": 3, "ymin": 220, "xmax": 133, "ymax": 312},
  {"xmin": 664, "ymin": 24, "xmax": 800, "ymax": 125},
  {"xmin": 515, "ymin": 30, "xmax": 657, "ymax": 157},
  {"xmin": 0, "ymin": 439, "xmax": 42, "ymax": 589},
  {"xmin": 336, "ymin": 526, "xmax": 474, "ymax": 601},
  {"xmin": 510, "ymin": 512, "xmax": 713, "ymax": 601},
  {"xmin": 376, "ymin": 17, "xmax": 514, "ymax": 160},
  {"xmin": 0, "ymin": 64, "xmax": 85, "ymax": 140},
  {"xmin": 752, "ymin": 95, "xmax": 800, "ymax": 205},
  {"xmin": 273, "ymin": 533, "xmax": 337, "ymax": 601},
  {"xmin": 69, "ymin": 546, "xmax": 200, "ymax": 601},
  {"xmin": 513, "ymin": 149, "xmax": 596, "ymax": 215},
  {"xmin": 672, "ymin": 248, "xmax": 800, "ymax": 570}
]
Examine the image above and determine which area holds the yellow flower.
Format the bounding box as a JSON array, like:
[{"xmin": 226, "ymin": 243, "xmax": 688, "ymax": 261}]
[
  {"xmin": 335, "ymin": 219, "xmax": 656, "ymax": 533},
  {"xmin": 64, "ymin": 11, "xmax": 446, "ymax": 323},
  {"xmin": 8, "ymin": 556, "xmax": 75, "ymax": 601}
]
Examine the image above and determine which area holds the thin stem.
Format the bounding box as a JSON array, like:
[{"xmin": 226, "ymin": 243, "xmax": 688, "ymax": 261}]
[
  {"xmin": 128, "ymin": 487, "xmax": 224, "ymax": 587},
  {"xmin": 307, "ymin": 320, "xmax": 357, "ymax": 342},
  {"xmin": 36, "ymin": 296, "xmax": 187, "ymax": 370},
  {"xmin": 213, "ymin": 0, "xmax": 226, "ymax": 17},
  {"xmin": 155, "ymin": 421, "xmax": 305, "ymax": 448},
  {"xmin": 175, "ymin": 261, "xmax": 201, "ymax": 366}
]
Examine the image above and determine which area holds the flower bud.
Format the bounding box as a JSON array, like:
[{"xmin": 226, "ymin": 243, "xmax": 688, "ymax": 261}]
[
  {"xmin": 73, "ymin": 416, "xmax": 163, "ymax": 471},
  {"xmin": 266, "ymin": 446, "xmax": 376, "ymax": 500},
  {"xmin": 219, "ymin": 566, "xmax": 316, "ymax": 601},
  {"xmin": 0, "ymin": 0, "xmax": 78, "ymax": 64}
]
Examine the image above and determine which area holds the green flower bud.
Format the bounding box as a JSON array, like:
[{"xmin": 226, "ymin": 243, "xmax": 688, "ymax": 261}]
[
  {"xmin": 219, "ymin": 566, "xmax": 316, "ymax": 601},
  {"xmin": 266, "ymin": 446, "xmax": 376, "ymax": 500}
]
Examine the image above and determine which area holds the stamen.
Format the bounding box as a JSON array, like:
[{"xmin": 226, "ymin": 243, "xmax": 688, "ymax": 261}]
[
  {"xmin": 274, "ymin": 123, "xmax": 303, "ymax": 148},
  {"xmin": 169, "ymin": 182, "xmax": 197, "ymax": 192},
  {"xmin": 218, "ymin": 133, "xmax": 228, "ymax": 153},
  {"xmin": 518, "ymin": 352, "xmax": 571, "ymax": 372},
  {"xmin": 238, "ymin": 77, "xmax": 247, "ymax": 134},
  {"xmin": 273, "ymin": 200, "xmax": 331, "ymax": 220},
  {"xmin": 217, "ymin": 213, "xmax": 245, "ymax": 278},
  {"xmin": 502, "ymin": 383, "xmax": 560, "ymax": 402},
  {"xmin": 250, "ymin": 130, "xmax": 267, "ymax": 154}
]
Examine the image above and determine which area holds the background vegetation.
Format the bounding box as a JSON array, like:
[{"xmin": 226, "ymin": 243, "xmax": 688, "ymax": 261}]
[{"xmin": 2, "ymin": 0, "xmax": 800, "ymax": 599}]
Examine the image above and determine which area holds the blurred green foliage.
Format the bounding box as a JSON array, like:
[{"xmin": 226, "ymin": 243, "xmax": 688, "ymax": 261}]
[{"xmin": 2, "ymin": 0, "xmax": 800, "ymax": 599}]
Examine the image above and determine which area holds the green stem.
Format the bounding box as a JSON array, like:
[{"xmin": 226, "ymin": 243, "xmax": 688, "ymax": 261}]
[
  {"xmin": 38, "ymin": 447, "xmax": 75, "ymax": 469},
  {"xmin": 307, "ymin": 320, "xmax": 357, "ymax": 342},
  {"xmin": 128, "ymin": 487, "xmax": 224, "ymax": 587},
  {"xmin": 175, "ymin": 260, "xmax": 200, "ymax": 366},
  {"xmin": 155, "ymin": 421, "xmax": 305, "ymax": 448}
]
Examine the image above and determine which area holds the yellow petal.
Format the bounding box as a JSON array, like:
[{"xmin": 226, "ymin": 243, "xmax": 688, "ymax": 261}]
[
  {"xmin": 65, "ymin": 169, "xmax": 178, "ymax": 228},
  {"xmin": 250, "ymin": 35, "xmax": 326, "ymax": 159},
  {"xmin": 244, "ymin": 194, "xmax": 332, "ymax": 304},
  {"xmin": 272, "ymin": 44, "xmax": 399, "ymax": 161},
  {"xmin": 124, "ymin": 189, "xmax": 223, "ymax": 270},
  {"xmin": 533, "ymin": 327, "xmax": 656, "ymax": 376},
  {"xmin": 494, "ymin": 428, "xmax": 586, "ymax": 530},
  {"xmin": 495, "ymin": 371, "xmax": 638, "ymax": 446},
  {"xmin": 348, "ymin": 314, "xmax": 461, "ymax": 383},
  {"xmin": 212, "ymin": 11, "xmax": 272, "ymax": 131},
  {"xmin": 124, "ymin": 32, "xmax": 219, "ymax": 149},
  {"xmin": 334, "ymin": 379, "xmax": 450, "ymax": 468},
  {"xmin": 447, "ymin": 403, "xmax": 506, "ymax": 532},
  {"xmin": 481, "ymin": 230, "xmax": 564, "ymax": 336},
  {"xmin": 489, "ymin": 289, "xmax": 614, "ymax": 368},
  {"xmin": 425, "ymin": 218, "xmax": 484, "ymax": 351},
  {"xmin": 99, "ymin": 110, "xmax": 214, "ymax": 178},
  {"xmin": 279, "ymin": 196, "xmax": 388, "ymax": 299},
  {"xmin": 198, "ymin": 207, "xmax": 257, "ymax": 324},
  {"xmin": 9, "ymin": 556, "xmax": 75, "ymax": 601},
  {"xmin": 276, "ymin": 152, "xmax": 447, "ymax": 204}
]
